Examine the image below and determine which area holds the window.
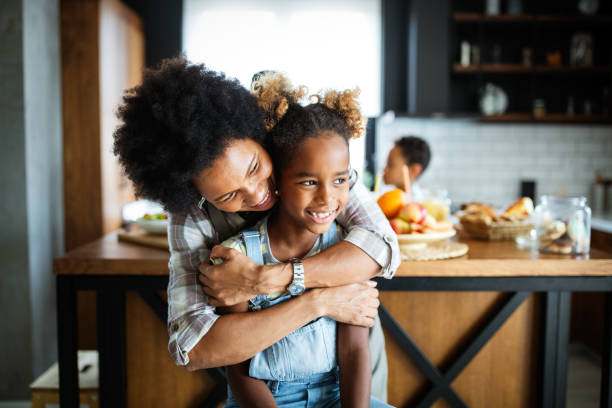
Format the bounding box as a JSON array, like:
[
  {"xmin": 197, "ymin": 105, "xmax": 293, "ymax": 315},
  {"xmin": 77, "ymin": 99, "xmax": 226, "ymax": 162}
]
[{"xmin": 183, "ymin": 0, "xmax": 381, "ymax": 172}]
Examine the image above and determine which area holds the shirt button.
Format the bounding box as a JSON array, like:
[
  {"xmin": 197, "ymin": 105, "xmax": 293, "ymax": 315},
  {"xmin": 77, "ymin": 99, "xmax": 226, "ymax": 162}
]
[
  {"xmin": 383, "ymin": 234, "xmax": 394, "ymax": 244},
  {"xmin": 172, "ymin": 323, "xmax": 180, "ymax": 332}
]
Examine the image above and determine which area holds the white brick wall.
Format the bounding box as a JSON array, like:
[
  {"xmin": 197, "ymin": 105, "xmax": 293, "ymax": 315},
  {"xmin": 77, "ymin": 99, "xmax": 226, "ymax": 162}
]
[{"xmin": 375, "ymin": 118, "xmax": 612, "ymax": 208}]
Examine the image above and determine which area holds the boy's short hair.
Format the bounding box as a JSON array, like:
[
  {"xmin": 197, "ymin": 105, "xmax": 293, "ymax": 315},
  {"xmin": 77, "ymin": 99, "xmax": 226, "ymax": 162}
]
[{"xmin": 395, "ymin": 136, "xmax": 431, "ymax": 173}]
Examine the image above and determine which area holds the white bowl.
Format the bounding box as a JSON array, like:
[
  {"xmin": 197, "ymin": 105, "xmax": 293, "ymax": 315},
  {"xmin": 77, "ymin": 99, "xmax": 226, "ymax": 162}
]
[
  {"xmin": 135, "ymin": 219, "xmax": 168, "ymax": 235},
  {"xmin": 397, "ymin": 229, "xmax": 456, "ymax": 250}
]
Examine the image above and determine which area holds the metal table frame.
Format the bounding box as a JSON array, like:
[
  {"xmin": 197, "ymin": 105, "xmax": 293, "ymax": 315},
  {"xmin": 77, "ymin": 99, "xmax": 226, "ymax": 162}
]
[{"xmin": 57, "ymin": 274, "xmax": 612, "ymax": 408}]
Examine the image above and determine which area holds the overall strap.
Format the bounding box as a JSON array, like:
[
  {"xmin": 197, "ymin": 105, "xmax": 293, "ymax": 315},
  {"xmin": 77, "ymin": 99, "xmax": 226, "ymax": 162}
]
[
  {"xmin": 204, "ymin": 202, "xmax": 233, "ymax": 242},
  {"xmin": 320, "ymin": 221, "xmax": 339, "ymax": 251},
  {"xmin": 241, "ymin": 228, "xmax": 264, "ymax": 265}
]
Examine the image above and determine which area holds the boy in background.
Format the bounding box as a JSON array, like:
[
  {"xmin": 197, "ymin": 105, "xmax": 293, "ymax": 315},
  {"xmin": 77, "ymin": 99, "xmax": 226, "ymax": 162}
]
[{"xmin": 383, "ymin": 136, "xmax": 431, "ymax": 199}]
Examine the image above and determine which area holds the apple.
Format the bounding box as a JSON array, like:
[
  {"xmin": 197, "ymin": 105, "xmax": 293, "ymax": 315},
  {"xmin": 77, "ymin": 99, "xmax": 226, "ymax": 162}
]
[
  {"xmin": 398, "ymin": 202, "xmax": 427, "ymax": 225},
  {"xmin": 390, "ymin": 218, "xmax": 410, "ymax": 234},
  {"xmin": 410, "ymin": 222, "xmax": 424, "ymax": 233},
  {"xmin": 423, "ymin": 214, "xmax": 437, "ymax": 228},
  {"xmin": 425, "ymin": 220, "xmax": 454, "ymax": 233}
]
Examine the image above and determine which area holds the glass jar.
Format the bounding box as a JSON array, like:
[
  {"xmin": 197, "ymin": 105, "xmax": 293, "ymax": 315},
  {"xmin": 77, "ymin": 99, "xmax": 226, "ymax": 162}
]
[
  {"xmin": 533, "ymin": 99, "xmax": 546, "ymax": 118},
  {"xmin": 534, "ymin": 196, "xmax": 591, "ymax": 254}
]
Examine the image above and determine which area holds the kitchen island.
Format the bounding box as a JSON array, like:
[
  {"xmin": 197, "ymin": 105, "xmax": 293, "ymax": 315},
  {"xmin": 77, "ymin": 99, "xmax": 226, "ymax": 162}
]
[{"xmin": 54, "ymin": 231, "xmax": 612, "ymax": 408}]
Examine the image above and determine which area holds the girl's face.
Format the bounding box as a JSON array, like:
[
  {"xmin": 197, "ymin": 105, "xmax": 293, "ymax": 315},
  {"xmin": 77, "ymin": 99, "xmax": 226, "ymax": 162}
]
[
  {"xmin": 193, "ymin": 138, "xmax": 277, "ymax": 212},
  {"xmin": 276, "ymin": 131, "xmax": 350, "ymax": 236}
]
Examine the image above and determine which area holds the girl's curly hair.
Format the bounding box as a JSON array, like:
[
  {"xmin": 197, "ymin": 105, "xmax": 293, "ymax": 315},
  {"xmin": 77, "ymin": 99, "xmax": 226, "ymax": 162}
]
[
  {"xmin": 252, "ymin": 73, "xmax": 367, "ymax": 174},
  {"xmin": 113, "ymin": 55, "xmax": 266, "ymax": 213}
]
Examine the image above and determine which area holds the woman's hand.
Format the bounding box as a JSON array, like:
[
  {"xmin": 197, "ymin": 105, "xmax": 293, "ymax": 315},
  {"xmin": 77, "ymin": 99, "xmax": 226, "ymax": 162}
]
[
  {"xmin": 311, "ymin": 281, "xmax": 380, "ymax": 327},
  {"xmin": 199, "ymin": 245, "xmax": 265, "ymax": 306}
]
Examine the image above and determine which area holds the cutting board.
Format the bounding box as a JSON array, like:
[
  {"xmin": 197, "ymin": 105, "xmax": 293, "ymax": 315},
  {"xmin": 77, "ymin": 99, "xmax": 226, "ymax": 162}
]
[{"xmin": 117, "ymin": 228, "xmax": 169, "ymax": 250}]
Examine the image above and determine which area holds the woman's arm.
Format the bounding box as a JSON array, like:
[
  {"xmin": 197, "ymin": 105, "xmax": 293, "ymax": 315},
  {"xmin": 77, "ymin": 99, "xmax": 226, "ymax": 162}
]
[
  {"xmin": 186, "ymin": 282, "xmax": 380, "ymax": 369},
  {"xmin": 337, "ymin": 323, "xmax": 371, "ymax": 408},
  {"xmin": 200, "ymin": 175, "xmax": 400, "ymax": 305}
]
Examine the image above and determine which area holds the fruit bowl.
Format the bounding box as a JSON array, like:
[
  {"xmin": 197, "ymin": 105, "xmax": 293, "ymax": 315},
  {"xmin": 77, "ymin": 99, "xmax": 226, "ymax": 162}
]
[
  {"xmin": 397, "ymin": 229, "xmax": 456, "ymax": 250},
  {"xmin": 134, "ymin": 213, "xmax": 168, "ymax": 235},
  {"xmin": 135, "ymin": 219, "xmax": 168, "ymax": 235}
]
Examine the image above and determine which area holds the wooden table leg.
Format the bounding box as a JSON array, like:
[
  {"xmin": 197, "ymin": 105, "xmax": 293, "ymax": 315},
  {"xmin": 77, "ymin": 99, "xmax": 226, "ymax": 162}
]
[
  {"xmin": 601, "ymin": 292, "xmax": 612, "ymax": 408},
  {"xmin": 57, "ymin": 275, "xmax": 79, "ymax": 408},
  {"xmin": 542, "ymin": 291, "xmax": 571, "ymax": 408},
  {"xmin": 555, "ymin": 292, "xmax": 571, "ymax": 408},
  {"xmin": 97, "ymin": 287, "xmax": 126, "ymax": 408}
]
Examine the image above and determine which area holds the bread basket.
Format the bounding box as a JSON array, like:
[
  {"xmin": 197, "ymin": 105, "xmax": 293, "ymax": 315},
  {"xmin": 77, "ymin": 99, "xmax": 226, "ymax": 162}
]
[{"xmin": 457, "ymin": 212, "xmax": 534, "ymax": 241}]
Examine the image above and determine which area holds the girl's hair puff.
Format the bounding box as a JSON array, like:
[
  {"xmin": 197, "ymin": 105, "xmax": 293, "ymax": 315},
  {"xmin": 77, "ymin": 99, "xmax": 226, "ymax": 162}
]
[
  {"xmin": 251, "ymin": 72, "xmax": 308, "ymax": 131},
  {"xmin": 254, "ymin": 73, "xmax": 367, "ymax": 175},
  {"xmin": 315, "ymin": 88, "xmax": 367, "ymax": 140}
]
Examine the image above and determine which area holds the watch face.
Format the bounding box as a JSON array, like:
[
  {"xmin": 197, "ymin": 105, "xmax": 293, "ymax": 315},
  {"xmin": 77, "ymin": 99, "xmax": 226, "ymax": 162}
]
[{"xmin": 289, "ymin": 284, "xmax": 304, "ymax": 296}]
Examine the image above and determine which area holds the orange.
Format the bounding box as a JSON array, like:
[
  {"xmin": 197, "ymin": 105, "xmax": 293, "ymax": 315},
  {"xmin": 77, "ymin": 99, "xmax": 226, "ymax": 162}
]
[{"xmin": 377, "ymin": 189, "xmax": 405, "ymax": 219}]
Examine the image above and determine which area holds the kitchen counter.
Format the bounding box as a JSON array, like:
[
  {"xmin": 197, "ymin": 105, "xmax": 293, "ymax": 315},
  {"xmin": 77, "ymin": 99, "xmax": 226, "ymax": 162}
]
[
  {"xmin": 593, "ymin": 211, "xmax": 612, "ymax": 234},
  {"xmin": 54, "ymin": 231, "xmax": 612, "ymax": 408},
  {"xmin": 55, "ymin": 229, "xmax": 612, "ymax": 276}
]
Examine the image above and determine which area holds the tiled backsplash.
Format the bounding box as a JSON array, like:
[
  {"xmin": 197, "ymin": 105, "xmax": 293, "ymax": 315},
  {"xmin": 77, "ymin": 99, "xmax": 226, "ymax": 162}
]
[{"xmin": 375, "ymin": 118, "xmax": 612, "ymax": 208}]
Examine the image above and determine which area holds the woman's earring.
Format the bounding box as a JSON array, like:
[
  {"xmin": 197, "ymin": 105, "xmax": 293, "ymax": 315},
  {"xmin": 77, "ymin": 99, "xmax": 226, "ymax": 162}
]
[{"xmin": 274, "ymin": 190, "xmax": 279, "ymax": 196}]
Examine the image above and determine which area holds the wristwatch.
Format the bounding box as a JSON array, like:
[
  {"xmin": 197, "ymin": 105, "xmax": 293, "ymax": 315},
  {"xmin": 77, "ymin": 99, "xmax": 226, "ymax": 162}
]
[{"xmin": 287, "ymin": 258, "xmax": 305, "ymax": 296}]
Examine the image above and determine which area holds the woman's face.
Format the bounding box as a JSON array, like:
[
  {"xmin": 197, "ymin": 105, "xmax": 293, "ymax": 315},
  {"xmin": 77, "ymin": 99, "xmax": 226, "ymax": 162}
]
[
  {"xmin": 193, "ymin": 138, "xmax": 277, "ymax": 213},
  {"xmin": 276, "ymin": 131, "xmax": 350, "ymax": 236}
]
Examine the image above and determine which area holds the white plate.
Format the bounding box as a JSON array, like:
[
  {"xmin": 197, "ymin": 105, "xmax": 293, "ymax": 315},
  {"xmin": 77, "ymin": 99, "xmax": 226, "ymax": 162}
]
[
  {"xmin": 397, "ymin": 229, "xmax": 456, "ymax": 250},
  {"xmin": 135, "ymin": 219, "xmax": 168, "ymax": 235}
]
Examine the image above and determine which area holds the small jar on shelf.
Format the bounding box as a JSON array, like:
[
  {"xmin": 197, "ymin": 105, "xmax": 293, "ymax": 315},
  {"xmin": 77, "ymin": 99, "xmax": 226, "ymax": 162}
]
[{"xmin": 533, "ymin": 99, "xmax": 546, "ymax": 118}]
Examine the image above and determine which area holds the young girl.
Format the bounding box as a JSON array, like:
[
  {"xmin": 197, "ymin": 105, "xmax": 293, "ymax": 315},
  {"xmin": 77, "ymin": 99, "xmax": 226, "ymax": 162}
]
[{"xmin": 216, "ymin": 74, "xmax": 392, "ymax": 407}]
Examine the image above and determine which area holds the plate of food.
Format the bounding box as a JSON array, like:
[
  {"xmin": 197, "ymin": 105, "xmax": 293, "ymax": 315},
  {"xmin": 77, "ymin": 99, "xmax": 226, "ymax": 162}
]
[
  {"xmin": 397, "ymin": 229, "xmax": 456, "ymax": 250},
  {"xmin": 135, "ymin": 213, "xmax": 168, "ymax": 235},
  {"xmin": 377, "ymin": 191, "xmax": 457, "ymax": 251}
]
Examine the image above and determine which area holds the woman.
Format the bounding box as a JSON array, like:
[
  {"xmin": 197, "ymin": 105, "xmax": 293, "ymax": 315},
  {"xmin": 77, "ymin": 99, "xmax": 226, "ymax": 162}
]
[{"xmin": 113, "ymin": 56, "xmax": 400, "ymax": 401}]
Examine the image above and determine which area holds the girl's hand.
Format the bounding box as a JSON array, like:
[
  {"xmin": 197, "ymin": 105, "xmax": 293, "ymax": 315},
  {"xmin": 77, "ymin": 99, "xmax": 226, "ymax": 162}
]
[
  {"xmin": 311, "ymin": 281, "xmax": 379, "ymax": 327},
  {"xmin": 199, "ymin": 245, "xmax": 265, "ymax": 306}
]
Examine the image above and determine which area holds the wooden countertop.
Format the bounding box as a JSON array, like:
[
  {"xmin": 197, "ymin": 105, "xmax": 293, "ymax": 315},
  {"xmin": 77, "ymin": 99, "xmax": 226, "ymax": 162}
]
[{"xmin": 54, "ymin": 230, "xmax": 612, "ymax": 277}]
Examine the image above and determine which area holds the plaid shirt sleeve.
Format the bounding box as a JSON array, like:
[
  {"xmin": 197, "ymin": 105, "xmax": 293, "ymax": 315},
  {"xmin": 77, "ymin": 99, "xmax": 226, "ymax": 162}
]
[
  {"xmin": 335, "ymin": 171, "xmax": 400, "ymax": 278},
  {"xmin": 166, "ymin": 206, "xmax": 221, "ymax": 366}
]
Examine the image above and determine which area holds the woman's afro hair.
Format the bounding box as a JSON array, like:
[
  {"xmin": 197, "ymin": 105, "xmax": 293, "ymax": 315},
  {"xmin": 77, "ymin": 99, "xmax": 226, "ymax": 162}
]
[
  {"xmin": 251, "ymin": 72, "xmax": 366, "ymax": 174},
  {"xmin": 113, "ymin": 55, "xmax": 266, "ymax": 213}
]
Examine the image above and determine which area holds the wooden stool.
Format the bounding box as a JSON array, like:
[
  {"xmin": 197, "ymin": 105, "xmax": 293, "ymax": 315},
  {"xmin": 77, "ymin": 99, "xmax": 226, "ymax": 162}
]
[{"xmin": 30, "ymin": 350, "xmax": 99, "ymax": 408}]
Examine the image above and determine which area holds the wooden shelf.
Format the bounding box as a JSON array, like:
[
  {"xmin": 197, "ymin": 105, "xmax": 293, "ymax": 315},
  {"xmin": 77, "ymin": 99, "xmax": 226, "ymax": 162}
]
[
  {"xmin": 453, "ymin": 13, "xmax": 612, "ymax": 25},
  {"xmin": 453, "ymin": 13, "xmax": 533, "ymax": 23},
  {"xmin": 535, "ymin": 114, "xmax": 611, "ymax": 122},
  {"xmin": 481, "ymin": 113, "xmax": 532, "ymax": 122},
  {"xmin": 533, "ymin": 65, "xmax": 612, "ymax": 73},
  {"xmin": 536, "ymin": 14, "xmax": 612, "ymax": 24},
  {"xmin": 480, "ymin": 113, "xmax": 611, "ymax": 123},
  {"xmin": 454, "ymin": 64, "xmax": 530, "ymax": 73},
  {"xmin": 453, "ymin": 63, "xmax": 612, "ymax": 74}
]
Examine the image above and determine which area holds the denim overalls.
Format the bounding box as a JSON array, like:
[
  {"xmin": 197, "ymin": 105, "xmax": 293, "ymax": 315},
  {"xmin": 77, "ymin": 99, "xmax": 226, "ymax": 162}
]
[{"xmin": 224, "ymin": 220, "xmax": 393, "ymax": 407}]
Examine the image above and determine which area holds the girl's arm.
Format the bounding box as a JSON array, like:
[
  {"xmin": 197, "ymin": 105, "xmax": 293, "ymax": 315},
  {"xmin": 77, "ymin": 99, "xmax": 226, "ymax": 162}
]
[
  {"xmin": 217, "ymin": 303, "xmax": 278, "ymax": 407},
  {"xmin": 200, "ymin": 174, "xmax": 400, "ymax": 306},
  {"xmin": 337, "ymin": 323, "xmax": 371, "ymax": 408}
]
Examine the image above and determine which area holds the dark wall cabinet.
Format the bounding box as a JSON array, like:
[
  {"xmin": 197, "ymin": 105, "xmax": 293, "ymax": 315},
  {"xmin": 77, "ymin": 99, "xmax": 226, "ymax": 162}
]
[{"xmin": 383, "ymin": 0, "xmax": 612, "ymax": 122}]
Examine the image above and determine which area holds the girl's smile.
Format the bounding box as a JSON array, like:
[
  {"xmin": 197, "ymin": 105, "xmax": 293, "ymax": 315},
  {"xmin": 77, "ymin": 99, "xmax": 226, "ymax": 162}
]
[{"xmin": 305, "ymin": 207, "xmax": 340, "ymax": 224}]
